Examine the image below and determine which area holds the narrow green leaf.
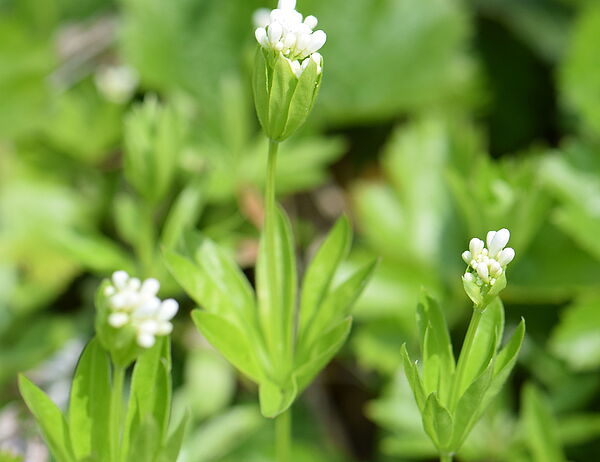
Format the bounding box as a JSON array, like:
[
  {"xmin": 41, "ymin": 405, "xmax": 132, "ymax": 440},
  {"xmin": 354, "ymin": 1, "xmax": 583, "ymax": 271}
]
[
  {"xmin": 522, "ymin": 384, "xmax": 567, "ymax": 462},
  {"xmin": 258, "ymin": 377, "xmax": 298, "ymax": 418},
  {"xmin": 482, "ymin": 319, "xmax": 526, "ymax": 408},
  {"xmin": 298, "ymin": 245, "xmax": 374, "ymax": 361},
  {"xmin": 422, "ymin": 393, "xmax": 453, "ymax": 451},
  {"xmin": 256, "ymin": 208, "xmax": 297, "ymax": 375},
  {"xmin": 127, "ymin": 417, "xmax": 160, "ymax": 462},
  {"xmin": 68, "ymin": 338, "xmax": 110, "ymax": 461},
  {"xmin": 401, "ymin": 344, "xmax": 426, "ymax": 412},
  {"xmin": 299, "ymin": 217, "xmax": 351, "ymax": 337},
  {"xmin": 417, "ymin": 292, "xmax": 455, "ymax": 402},
  {"xmin": 459, "ymin": 298, "xmax": 504, "ymax": 394},
  {"xmin": 18, "ymin": 375, "xmax": 75, "ymax": 462},
  {"xmin": 191, "ymin": 310, "xmax": 261, "ymax": 382},
  {"xmin": 161, "ymin": 179, "xmax": 205, "ymax": 248},
  {"xmin": 157, "ymin": 411, "xmax": 189, "ymax": 462},
  {"xmin": 123, "ymin": 338, "xmax": 171, "ymax": 458},
  {"xmin": 451, "ymin": 363, "xmax": 494, "ymax": 450},
  {"xmin": 295, "ymin": 317, "xmax": 353, "ymax": 392}
]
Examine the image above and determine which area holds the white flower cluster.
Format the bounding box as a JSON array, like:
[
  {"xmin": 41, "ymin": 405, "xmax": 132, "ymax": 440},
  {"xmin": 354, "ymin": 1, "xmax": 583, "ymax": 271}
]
[
  {"xmin": 104, "ymin": 271, "xmax": 178, "ymax": 348},
  {"xmin": 254, "ymin": 0, "xmax": 325, "ymax": 78},
  {"xmin": 462, "ymin": 229, "xmax": 515, "ymax": 287}
]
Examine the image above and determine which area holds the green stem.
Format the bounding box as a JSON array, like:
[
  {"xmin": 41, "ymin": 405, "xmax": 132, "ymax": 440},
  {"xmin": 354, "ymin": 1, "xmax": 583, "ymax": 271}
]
[
  {"xmin": 110, "ymin": 365, "xmax": 125, "ymax": 462},
  {"xmin": 449, "ymin": 307, "xmax": 483, "ymax": 410},
  {"xmin": 275, "ymin": 408, "xmax": 291, "ymax": 462},
  {"xmin": 440, "ymin": 453, "xmax": 453, "ymax": 462}
]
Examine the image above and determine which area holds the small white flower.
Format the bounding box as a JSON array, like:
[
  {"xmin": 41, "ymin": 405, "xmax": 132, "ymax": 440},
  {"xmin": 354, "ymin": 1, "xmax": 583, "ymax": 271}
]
[
  {"xmin": 254, "ymin": 0, "xmax": 325, "ymax": 78},
  {"xmin": 462, "ymin": 228, "xmax": 515, "ymax": 287},
  {"xmin": 94, "ymin": 65, "xmax": 139, "ymax": 104},
  {"xmin": 104, "ymin": 271, "xmax": 178, "ymax": 348}
]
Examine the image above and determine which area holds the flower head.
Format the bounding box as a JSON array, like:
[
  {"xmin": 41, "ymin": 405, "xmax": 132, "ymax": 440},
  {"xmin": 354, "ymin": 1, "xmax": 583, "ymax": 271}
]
[
  {"xmin": 254, "ymin": 0, "xmax": 325, "ymax": 77},
  {"xmin": 103, "ymin": 271, "xmax": 178, "ymax": 348},
  {"xmin": 462, "ymin": 228, "xmax": 515, "ymax": 288}
]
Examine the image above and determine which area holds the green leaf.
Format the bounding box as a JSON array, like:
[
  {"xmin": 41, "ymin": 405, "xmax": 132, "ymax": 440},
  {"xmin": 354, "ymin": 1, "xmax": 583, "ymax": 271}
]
[
  {"xmin": 298, "ymin": 217, "xmax": 351, "ymax": 341},
  {"xmin": 161, "ymin": 179, "xmax": 205, "ymax": 248},
  {"xmin": 191, "ymin": 310, "xmax": 261, "ymax": 382},
  {"xmin": 550, "ymin": 297, "xmax": 600, "ymax": 371},
  {"xmin": 127, "ymin": 417, "xmax": 161, "ymax": 462},
  {"xmin": 256, "ymin": 208, "xmax": 297, "ymax": 377},
  {"xmin": 422, "ymin": 393, "xmax": 453, "ymax": 451},
  {"xmin": 18, "ymin": 375, "xmax": 75, "ymax": 462},
  {"xmin": 416, "ymin": 292, "xmax": 455, "ymax": 402},
  {"xmin": 157, "ymin": 411, "xmax": 189, "ymax": 462},
  {"xmin": 401, "ymin": 344, "xmax": 427, "ymax": 412},
  {"xmin": 295, "ymin": 317, "xmax": 353, "ymax": 392},
  {"xmin": 522, "ymin": 384, "xmax": 567, "ymax": 462},
  {"xmin": 258, "ymin": 376, "xmax": 298, "ymax": 418},
  {"xmin": 457, "ymin": 299, "xmax": 504, "ymax": 396},
  {"xmin": 68, "ymin": 338, "xmax": 110, "ymax": 461},
  {"xmin": 451, "ymin": 362, "xmax": 494, "ymax": 450},
  {"xmin": 123, "ymin": 338, "xmax": 172, "ymax": 458}
]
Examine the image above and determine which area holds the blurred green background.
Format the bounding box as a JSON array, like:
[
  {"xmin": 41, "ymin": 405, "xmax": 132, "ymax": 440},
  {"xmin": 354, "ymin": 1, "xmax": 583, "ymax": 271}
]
[{"xmin": 1, "ymin": 0, "xmax": 600, "ymax": 460}]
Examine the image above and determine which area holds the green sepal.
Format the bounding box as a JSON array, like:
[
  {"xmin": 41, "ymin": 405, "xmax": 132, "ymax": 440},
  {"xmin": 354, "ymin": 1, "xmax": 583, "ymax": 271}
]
[{"xmin": 462, "ymin": 272, "xmax": 507, "ymax": 309}]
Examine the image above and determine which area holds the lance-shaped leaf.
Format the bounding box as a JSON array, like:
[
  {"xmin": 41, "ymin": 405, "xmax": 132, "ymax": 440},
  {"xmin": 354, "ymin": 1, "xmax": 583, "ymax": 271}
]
[
  {"xmin": 259, "ymin": 376, "xmax": 298, "ymax": 419},
  {"xmin": 157, "ymin": 411, "xmax": 189, "ymax": 462},
  {"xmin": 256, "ymin": 208, "xmax": 297, "ymax": 378},
  {"xmin": 422, "ymin": 393, "xmax": 453, "ymax": 452},
  {"xmin": 192, "ymin": 310, "xmax": 262, "ymax": 383},
  {"xmin": 127, "ymin": 416, "xmax": 160, "ymax": 462},
  {"xmin": 401, "ymin": 344, "xmax": 427, "ymax": 412},
  {"xmin": 68, "ymin": 338, "xmax": 110, "ymax": 461},
  {"xmin": 19, "ymin": 375, "xmax": 75, "ymax": 462},
  {"xmin": 416, "ymin": 292, "xmax": 455, "ymax": 402},
  {"xmin": 295, "ymin": 317, "xmax": 353, "ymax": 392}
]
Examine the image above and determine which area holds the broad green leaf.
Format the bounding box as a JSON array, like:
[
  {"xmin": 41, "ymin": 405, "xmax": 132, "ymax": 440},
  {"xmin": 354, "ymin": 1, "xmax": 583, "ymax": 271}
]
[
  {"xmin": 522, "ymin": 384, "xmax": 567, "ymax": 462},
  {"xmin": 191, "ymin": 310, "xmax": 261, "ymax": 382},
  {"xmin": 457, "ymin": 299, "xmax": 504, "ymax": 396},
  {"xmin": 258, "ymin": 376, "xmax": 298, "ymax": 418},
  {"xmin": 18, "ymin": 375, "xmax": 75, "ymax": 462},
  {"xmin": 256, "ymin": 208, "xmax": 297, "ymax": 376},
  {"xmin": 417, "ymin": 292, "xmax": 455, "ymax": 402},
  {"xmin": 299, "ymin": 216, "xmax": 351, "ymax": 338},
  {"xmin": 295, "ymin": 317, "xmax": 353, "ymax": 392},
  {"xmin": 157, "ymin": 411, "xmax": 189, "ymax": 462},
  {"xmin": 401, "ymin": 344, "xmax": 426, "ymax": 412},
  {"xmin": 68, "ymin": 338, "xmax": 110, "ymax": 461},
  {"xmin": 422, "ymin": 393, "xmax": 453, "ymax": 451}
]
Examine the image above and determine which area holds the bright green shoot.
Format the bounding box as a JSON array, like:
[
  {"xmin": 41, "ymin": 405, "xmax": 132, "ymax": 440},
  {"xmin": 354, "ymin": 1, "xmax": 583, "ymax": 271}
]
[{"xmin": 402, "ymin": 229, "xmax": 525, "ymax": 461}]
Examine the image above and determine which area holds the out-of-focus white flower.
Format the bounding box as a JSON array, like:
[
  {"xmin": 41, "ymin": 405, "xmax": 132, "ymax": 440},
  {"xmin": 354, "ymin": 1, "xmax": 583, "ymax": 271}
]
[
  {"xmin": 94, "ymin": 65, "xmax": 139, "ymax": 104},
  {"xmin": 461, "ymin": 228, "xmax": 515, "ymax": 287},
  {"xmin": 104, "ymin": 271, "xmax": 178, "ymax": 348},
  {"xmin": 254, "ymin": 0, "xmax": 325, "ymax": 78}
]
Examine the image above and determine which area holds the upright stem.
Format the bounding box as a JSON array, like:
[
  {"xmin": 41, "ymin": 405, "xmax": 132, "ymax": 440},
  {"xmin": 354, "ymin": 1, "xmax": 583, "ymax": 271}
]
[
  {"xmin": 275, "ymin": 408, "xmax": 291, "ymax": 462},
  {"xmin": 110, "ymin": 365, "xmax": 125, "ymax": 462},
  {"xmin": 440, "ymin": 453, "xmax": 454, "ymax": 462},
  {"xmin": 449, "ymin": 307, "xmax": 483, "ymax": 410}
]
